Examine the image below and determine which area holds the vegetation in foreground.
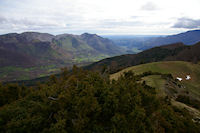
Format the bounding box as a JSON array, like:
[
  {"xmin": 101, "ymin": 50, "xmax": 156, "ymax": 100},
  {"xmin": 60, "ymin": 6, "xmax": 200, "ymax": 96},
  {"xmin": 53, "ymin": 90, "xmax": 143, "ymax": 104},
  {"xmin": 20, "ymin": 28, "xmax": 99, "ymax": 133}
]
[{"xmin": 0, "ymin": 66, "xmax": 199, "ymax": 133}]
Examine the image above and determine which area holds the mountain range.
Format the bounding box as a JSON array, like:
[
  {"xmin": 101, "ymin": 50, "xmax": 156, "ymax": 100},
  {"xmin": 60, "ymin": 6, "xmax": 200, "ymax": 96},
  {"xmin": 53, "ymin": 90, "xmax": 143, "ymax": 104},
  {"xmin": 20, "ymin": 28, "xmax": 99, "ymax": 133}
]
[
  {"xmin": 0, "ymin": 32, "xmax": 125, "ymax": 81},
  {"xmin": 108, "ymin": 30, "xmax": 200, "ymax": 51},
  {"xmin": 12, "ymin": 41, "xmax": 200, "ymax": 86},
  {"xmin": 1, "ymin": 29, "xmax": 200, "ymax": 81}
]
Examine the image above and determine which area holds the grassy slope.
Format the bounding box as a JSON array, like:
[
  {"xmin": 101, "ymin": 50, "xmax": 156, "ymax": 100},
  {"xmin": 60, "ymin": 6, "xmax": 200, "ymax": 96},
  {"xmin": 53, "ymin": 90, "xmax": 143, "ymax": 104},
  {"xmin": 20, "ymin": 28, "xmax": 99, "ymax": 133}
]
[
  {"xmin": 110, "ymin": 61, "xmax": 200, "ymax": 116},
  {"xmin": 142, "ymin": 75, "xmax": 167, "ymax": 97},
  {"xmin": 111, "ymin": 61, "xmax": 200, "ymax": 98}
]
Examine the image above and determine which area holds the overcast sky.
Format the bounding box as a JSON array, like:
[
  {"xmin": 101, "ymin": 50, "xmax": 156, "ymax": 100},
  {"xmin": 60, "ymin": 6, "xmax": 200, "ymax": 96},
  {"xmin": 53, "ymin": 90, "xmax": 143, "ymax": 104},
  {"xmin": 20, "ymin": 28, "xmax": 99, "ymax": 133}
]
[{"xmin": 0, "ymin": 0, "xmax": 200, "ymax": 35}]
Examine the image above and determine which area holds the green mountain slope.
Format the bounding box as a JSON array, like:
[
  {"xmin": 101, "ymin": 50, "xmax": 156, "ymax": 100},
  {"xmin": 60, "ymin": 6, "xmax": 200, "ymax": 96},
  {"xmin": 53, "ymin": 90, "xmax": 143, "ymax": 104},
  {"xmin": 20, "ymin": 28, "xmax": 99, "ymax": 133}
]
[
  {"xmin": 0, "ymin": 32, "xmax": 125, "ymax": 81},
  {"xmin": 110, "ymin": 61, "xmax": 200, "ymax": 112}
]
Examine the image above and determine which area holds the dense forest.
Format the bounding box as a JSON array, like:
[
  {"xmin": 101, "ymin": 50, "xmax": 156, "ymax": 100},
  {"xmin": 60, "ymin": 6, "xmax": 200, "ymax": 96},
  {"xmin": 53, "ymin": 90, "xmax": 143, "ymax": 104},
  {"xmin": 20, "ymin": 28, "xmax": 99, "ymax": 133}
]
[{"xmin": 0, "ymin": 66, "xmax": 199, "ymax": 133}]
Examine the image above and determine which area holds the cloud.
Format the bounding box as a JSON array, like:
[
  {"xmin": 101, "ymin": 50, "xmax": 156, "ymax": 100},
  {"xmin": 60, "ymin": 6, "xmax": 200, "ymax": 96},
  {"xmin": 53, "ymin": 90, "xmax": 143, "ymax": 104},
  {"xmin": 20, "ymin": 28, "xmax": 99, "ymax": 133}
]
[
  {"xmin": 131, "ymin": 16, "xmax": 142, "ymax": 19},
  {"xmin": 172, "ymin": 17, "xmax": 200, "ymax": 29},
  {"xmin": 99, "ymin": 19, "xmax": 142, "ymax": 28},
  {"xmin": 0, "ymin": 16, "xmax": 7, "ymax": 23},
  {"xmin": 0, "ymin": 0, "xmax": 200, "ymax": 35},
  {"xmin": 0, "ymin": 15, "xmax": 68, "ymax": 34},
  {"xmin": 140, "ymin": 2, "xmax": 159, "ymax": 11}
]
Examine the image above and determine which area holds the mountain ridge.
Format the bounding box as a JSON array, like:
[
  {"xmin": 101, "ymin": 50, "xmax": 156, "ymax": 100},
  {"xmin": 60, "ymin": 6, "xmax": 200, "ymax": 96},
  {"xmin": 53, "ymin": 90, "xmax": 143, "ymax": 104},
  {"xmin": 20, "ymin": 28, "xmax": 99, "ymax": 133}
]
[{"xmin": 0, "ymin": 32, "xmax": 125, "ymax": 81}]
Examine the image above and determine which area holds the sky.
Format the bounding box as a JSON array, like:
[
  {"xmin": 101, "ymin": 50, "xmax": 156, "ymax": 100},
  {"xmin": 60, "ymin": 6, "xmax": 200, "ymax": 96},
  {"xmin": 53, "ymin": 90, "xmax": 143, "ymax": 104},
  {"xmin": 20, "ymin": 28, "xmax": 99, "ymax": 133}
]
[{"xmin": 0, "ymin": 0, "xmax": 200, "ymax": 35}]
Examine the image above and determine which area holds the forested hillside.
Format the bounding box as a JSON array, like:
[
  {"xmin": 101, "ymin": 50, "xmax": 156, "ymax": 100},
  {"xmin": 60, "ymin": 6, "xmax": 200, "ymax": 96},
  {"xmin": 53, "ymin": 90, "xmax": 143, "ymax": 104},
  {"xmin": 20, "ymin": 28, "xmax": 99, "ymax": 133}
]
[
  {"xmin": 86, "ymin": 42, "xmax": 200, "ymax": 74},
  {"xmin": 0, "ymin": 67, "xmax": 199, "ymax": 132}
]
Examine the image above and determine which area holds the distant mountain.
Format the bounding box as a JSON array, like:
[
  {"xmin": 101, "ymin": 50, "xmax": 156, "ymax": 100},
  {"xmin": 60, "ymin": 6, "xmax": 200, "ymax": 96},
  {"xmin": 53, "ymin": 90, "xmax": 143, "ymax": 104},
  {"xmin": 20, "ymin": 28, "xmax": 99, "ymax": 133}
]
[
  {"xmin": 85, "ymin": 42, "xmax": 200, "ymax": 73},
  {"xmin": 0, "ymin": 32, "xmax": 125, "ymax": 81},
  {"xmin": 0, "ymin": 33, "xmax": 58, "ymax": 67},
  {"xmin": 108, "ymin": 30, "xmax": 200, "ymax": 50},
  {"xmin": 141, "ymin": 30, "xmax": 200, "ymax": 49}
]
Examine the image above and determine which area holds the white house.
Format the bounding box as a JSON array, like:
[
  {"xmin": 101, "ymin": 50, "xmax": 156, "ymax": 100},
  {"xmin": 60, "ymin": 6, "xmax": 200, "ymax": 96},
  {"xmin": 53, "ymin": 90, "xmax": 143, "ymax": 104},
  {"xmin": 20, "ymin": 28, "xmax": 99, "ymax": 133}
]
[
  {"xmin": 186, "ymin": 75, "xmax": 191, "ymax": 80},
  {"xmin": 176, "ymin": 77, "xmax": 182, "ymax": 81}
]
